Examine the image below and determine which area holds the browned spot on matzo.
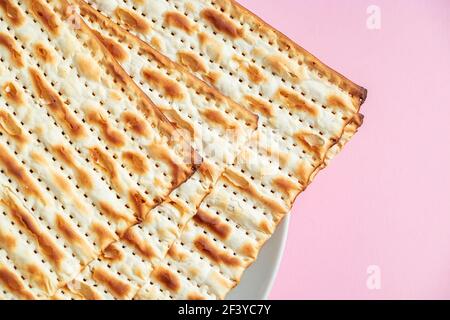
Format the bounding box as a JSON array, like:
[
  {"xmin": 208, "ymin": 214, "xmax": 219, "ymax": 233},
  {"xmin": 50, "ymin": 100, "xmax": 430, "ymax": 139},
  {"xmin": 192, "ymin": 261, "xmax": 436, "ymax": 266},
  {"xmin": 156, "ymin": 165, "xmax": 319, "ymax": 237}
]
[
  {"xmin": 0, "ymin": 0, "xmax": 25, "ymax": 26},
  {"xmin": 92, "ymin": 267, "xmax": 131, "ymax": 299},
  {"xmin": 239, "ymin": 242, "xmax": 257, "ymax": 259},
  {"xmin": 200, "ymin": 108, "xmax": 238, "ymax": 131},
  {"xmin": 198, "ymin": 32, "xmax": 223, "ymax": 62},
  {"xmin": 128, "ymin": 190, "xmax": 152, "ymax": 221},
  {"xmin": 233, "ymin": 56, "xmax": 265, "ymax": 84},
  {"xmin": 327, "ymin": 94, "xmax": 354, "ymax": 113},
  {"xmin": 222, "ymin": 168, "xmax": 287, "ymax": 216},
  {"xmin": 187, "ymin": 293, "xmax": 206, "ymax": 300},
  {"xmin": 160, "ymin": 108, "xmax": 196, "ymax": 139},
  {"xmin": 55, "ymin": 214, "xmax": 84, "ymax": 245},
  {"xmin": 167, "ymin": 245, "xmax": 187, "ymax": 261},
  {"xmin": 150, "ymin": 36, "xmax": 163, "ymax": 51},
  {"xmin": 67, "ymin": 281, "xmax": 102, "ymax": 300},
  {"xmin": 295, "ymin": 162, "xmax": 311, "ymax": 186},
  {"xmin": 244, "ymin": 64, "xmax": 265, "ymax": 84},
  {"xmin": 264, "ymin": 54, "xmax": 301, "ymax": 83},
  {"xmin": 102, "ymin": 243, "xmax": 124, "ymax": 262},
  {"xmin": 1, "ymin": 81, "xmax": 25, "ymax": 106},
  {"xmin": 193, "ymin": 209, "xmax": 231, "ymax": 240},
  {"xmin": 272, "ymin": 176, "xmax": 302, "ymax": 201},
  {"xmin": 88, "ymin": 147, "xmax": 121, "ymax": 191},
  {"xmin": 92, "ymin": 30, "xmax": 128, "ymax": 62},
  {"xmin": 0, "ymin": 232, "xmax": 16, "ymax": 251},
  {"xmin": 55, "ymin": 214, "xmax": 96, "ymax": 264},
  {"xmin": 258, "ymin": 220, "xmax": 272, "ymax": 234},
  {"xmin": 203, "ymin": 71, "xmax": 221, "ymax": 85},
  {"xmin": 25, "ymin": 0, "xmax": 60, "ymax": 35},
  {"xmin": 51, "ymin": 171, "xmax": 71, "ymax": 194},
  {"xmin": 25, "ymin": 264, "xmax": 53, "ymax": 294},
  {"xmin": 0, "ymin": 265, "xmax": 35, "ymax": 299},
  {"xmin": 147, "ymin": 143, "xmax": 189, "ymax": 187},
  {"xmin": 153, "ymin": 266, "xmax": 180, "ymax": 292},
  {"xmin": 75, "ymin": 55, "xmax": 101, "ymax": 82}
]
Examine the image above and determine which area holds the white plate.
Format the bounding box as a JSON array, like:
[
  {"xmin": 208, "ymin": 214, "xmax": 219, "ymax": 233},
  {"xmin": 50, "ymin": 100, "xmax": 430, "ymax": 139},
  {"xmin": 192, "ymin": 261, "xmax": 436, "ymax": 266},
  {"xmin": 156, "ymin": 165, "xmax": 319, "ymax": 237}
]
[{"xmin": 226, "ymin": 214, "xmax": 290, "ymax": 300}]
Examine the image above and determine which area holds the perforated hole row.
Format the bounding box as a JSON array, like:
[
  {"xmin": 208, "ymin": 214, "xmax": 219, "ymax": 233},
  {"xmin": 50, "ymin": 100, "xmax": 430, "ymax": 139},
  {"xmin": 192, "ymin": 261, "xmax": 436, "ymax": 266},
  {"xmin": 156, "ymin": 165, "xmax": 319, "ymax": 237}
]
[
  {"xmin": 0, "ymin": 94, "xmax": 119, "ymax": 233},
  {"xmin": 43, "ymin": 0, "xmax": 138, "ymax": 107},
  {"xmin": 95, "ymin": 256, "xmax": 137, "ymax": 289},
  {"xmin": 232, "ymin": 150, "xmax": 298, "ymax": 202},
  {"xmin": 141, "ymin": 63, "xmax": 239, "ymax": 144},
  {"xmin": 193, "ymin": 12, "xmax": 347, "ymax": 117},
  {"xmin": 0, "ymin": 21, "xmax": 133, "ymax": 206},
  {"xmin": 79, "ymin": 240, "xmax": 153, "ymax": 295},
  {"xmin": 180, "ymin": 4, "xmax": 340, "ymax": 99},
  {"xmin": 143, "ymin": 279, "xmax": 174, "ymax": 300},
  {"xmin": 62, "ymin": 7, "xmax": 193, "ymax": 170},
  {"xmin": 0, "ymin": 69, "xmax": 132, "ymax": 209},
  {"xmin": 130, "ymin": 64, "xmax": 237, "ymax": 166},
  {"xmin": 219, "ymin": 180, "xmax": 274, "ymax": 229},
  {"xmin": 188, "ymin": 221, "xmax": 245, "ymax": 281},
  {"xmin": 79, "ymin": 266, "xmax": 117, "ymax": 300},
  {"xmin": 258, "ymin": 122, "xmax": 319, "ymax": 165},
  {"xmin": 243, "ymin": 134, "xmax": 301, "ymax": 180}
]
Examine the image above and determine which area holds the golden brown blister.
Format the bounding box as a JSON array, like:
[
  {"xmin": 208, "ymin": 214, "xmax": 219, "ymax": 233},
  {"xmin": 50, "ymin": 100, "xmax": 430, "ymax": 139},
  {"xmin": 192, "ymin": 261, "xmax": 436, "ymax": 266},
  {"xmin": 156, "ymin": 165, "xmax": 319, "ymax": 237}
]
[
  {"xmin": 49, "ymin": 0, "xmax": 258, "ymax": 300},
  {"xmin": 0, "ymin": 0, "xmax": 199, "ymax": 299},
  {"xmin": 57, "ymin": 0, "xmax": 365, "ymax": 300},
  {"xmin": 71, "ymin": 0, "xmax": 365, "ymax": 300}
]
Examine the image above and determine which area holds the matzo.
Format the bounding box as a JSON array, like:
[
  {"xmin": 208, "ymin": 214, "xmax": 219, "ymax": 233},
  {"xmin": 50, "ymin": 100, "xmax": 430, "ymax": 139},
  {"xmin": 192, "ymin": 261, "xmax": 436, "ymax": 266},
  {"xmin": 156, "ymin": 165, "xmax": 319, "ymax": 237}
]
[
  {"xmin": 62, "ymin": 0, "xmax": 366, "ymax": 300},
  {"xmin": 0, "ymin": 0, "xmax": 198, "ymax": 299},
  {"xmin": 50, "ymin": 0, "xmax": 258, "ymax": 299}
]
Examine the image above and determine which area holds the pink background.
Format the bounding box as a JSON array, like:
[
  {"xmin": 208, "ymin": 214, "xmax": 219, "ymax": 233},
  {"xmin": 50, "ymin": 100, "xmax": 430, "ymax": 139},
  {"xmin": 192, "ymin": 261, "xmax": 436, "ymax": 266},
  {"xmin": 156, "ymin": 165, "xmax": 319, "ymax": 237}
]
[{"xmin": 238, "ymin": 0, "xmax": 450, "ymax": 299}]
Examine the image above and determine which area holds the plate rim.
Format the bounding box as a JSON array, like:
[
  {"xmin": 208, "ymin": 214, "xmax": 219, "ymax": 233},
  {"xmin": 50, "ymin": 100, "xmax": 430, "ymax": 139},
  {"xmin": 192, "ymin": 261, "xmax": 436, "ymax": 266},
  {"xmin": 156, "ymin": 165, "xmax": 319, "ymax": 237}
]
[{"xmin": 261, "ymin": 214, "xmax": 290, "ymax": 299}]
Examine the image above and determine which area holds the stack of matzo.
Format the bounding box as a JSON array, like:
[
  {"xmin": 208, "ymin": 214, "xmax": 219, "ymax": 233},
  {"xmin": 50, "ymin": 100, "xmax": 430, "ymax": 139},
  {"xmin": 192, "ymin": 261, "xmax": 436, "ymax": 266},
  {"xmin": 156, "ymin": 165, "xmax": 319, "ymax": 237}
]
[
  {"xmin": 0, "ymin": 0, "xmax": 209, "ymax": 299},
  {"xmin": 0, "ymin": 0, "xmax": 366, "ymax": 300}
]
